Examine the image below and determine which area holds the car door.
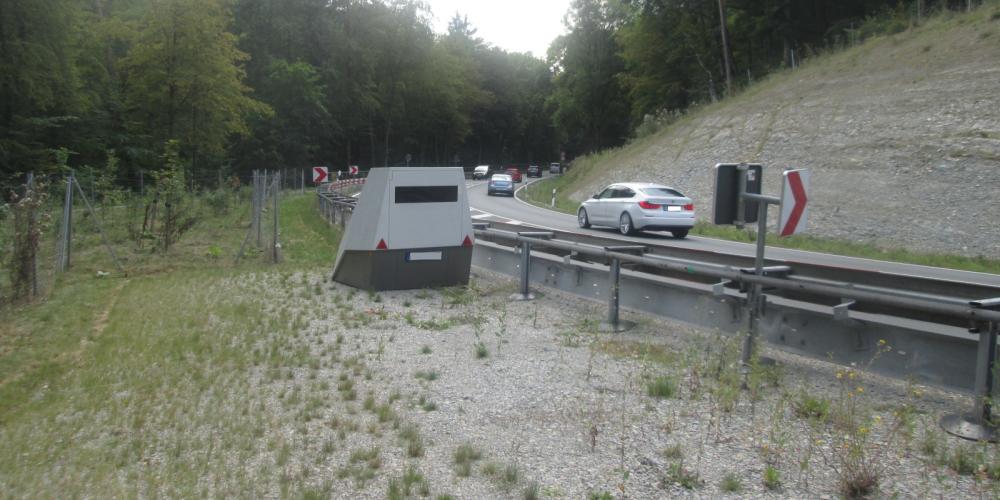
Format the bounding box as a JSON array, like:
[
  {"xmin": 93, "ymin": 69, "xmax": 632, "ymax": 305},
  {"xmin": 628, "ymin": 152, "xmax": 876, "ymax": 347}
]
[
  {"xmin": 607, "ymin": 187, "xmax": 636, "ymax": 224},
  {"xmin": 591, "ymin": 186, "xmax": 617, "ymax": 224}
]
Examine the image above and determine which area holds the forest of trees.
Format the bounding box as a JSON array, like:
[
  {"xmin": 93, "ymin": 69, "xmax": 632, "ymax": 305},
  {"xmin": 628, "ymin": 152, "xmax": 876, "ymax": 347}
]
[{"xmin": 0, "ymin": 0, "xmax": 977, "ymax": 191}]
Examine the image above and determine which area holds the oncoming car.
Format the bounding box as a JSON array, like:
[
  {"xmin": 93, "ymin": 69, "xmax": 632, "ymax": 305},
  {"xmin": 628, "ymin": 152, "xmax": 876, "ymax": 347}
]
[
  {"xmin": 472, "ymin": 165, "xmax": 490, "ymax": 179},
  {"xmin": 487, "ymin": 174, "xmax": 515, "ymax": 196},
  {"xmin": 526, "ymin": 165, "xmax": 542, "ymax": 177},
  {"xmin": 576, "ymin": 183, "xmax": 695, "ymax": 238}
]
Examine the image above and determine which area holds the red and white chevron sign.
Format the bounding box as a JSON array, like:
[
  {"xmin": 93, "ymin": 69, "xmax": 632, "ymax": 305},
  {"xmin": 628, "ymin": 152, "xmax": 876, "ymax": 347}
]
[
  {"xmin": 348, "ymin": 165, "xmax": 359, "ymax": 176},
  {"xmin": 778, "ymin": 169, "xmax": 810, "ymax": 237},
  {"xmin": 312, "ymin": 166, "xmax": 328, "ymax": 183}
]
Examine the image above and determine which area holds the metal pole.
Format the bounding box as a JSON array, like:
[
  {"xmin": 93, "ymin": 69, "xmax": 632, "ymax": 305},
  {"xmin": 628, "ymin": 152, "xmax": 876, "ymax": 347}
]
[
  {"xmin": 942, "ymin": 320, "xmax": 999, "ymax": 442},
  {"xmin": 510, "ymin": 241, "xmax": 534, "ymax": 301},
  {"xmin": 608, "ymin": 258, "xmax": 621, "ymax": 329},
  {"xmin": 256, "ymin": 171, "xmax": 263, "ymax": 246},
  {"xmin": 741, "ymin": 201, "xmax": 769, "ymax": 376},
  {"xmin": 272, "ymin": 174, "xmax": 280, "ymax": 263},
  {"xmin": 57, "ymin": 175, "xmax": 74, "ymax": 272},
  {"xmin": 26, "ymin": 173, "xmax": 38, "ymax": 297}
]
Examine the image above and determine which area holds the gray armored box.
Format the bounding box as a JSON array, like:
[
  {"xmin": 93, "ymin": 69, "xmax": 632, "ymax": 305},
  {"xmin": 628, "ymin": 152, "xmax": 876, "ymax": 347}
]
[{"xmin": 332, "ymin": 167, "xmax": 474, "ymax": 291}]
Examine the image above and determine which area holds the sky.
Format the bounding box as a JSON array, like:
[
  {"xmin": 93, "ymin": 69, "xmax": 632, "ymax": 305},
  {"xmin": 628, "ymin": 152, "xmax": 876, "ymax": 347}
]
[{"xmin": 425, "ymin": 0, "xmax": 571, "ymax": 58}]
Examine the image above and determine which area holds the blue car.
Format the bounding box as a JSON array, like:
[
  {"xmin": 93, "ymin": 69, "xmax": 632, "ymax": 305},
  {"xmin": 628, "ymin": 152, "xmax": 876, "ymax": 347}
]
[{"xmin": 487, "ymin": 174, "xmax": 515, "ymax": 196}]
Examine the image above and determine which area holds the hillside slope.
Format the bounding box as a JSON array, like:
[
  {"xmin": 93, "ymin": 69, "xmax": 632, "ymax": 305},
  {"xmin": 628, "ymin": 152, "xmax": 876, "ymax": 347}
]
[{"xmin": 566, "ymin": 7, "xmax": 1000, "ymax": 259}]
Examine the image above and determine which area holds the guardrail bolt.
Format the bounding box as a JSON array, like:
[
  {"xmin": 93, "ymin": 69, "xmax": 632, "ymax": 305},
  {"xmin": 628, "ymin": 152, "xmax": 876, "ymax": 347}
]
[
  {"xmin": 509, "ymin": 240, "xmax": 535, "ymax": 301},
  {"xmin": 941, "ymin": 320, "xmax": 999, "ymax": 442}
]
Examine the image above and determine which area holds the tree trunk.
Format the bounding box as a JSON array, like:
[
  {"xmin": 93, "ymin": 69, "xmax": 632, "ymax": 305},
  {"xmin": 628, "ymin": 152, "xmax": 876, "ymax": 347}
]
[{"xmin": 717, "ymin": 0, "xmax": 733, "ymax": 96}]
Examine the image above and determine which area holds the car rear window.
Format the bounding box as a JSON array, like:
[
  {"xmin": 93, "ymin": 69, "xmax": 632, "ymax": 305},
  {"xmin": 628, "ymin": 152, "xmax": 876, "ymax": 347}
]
[
  {"xmin": 640, "ymin": 187, "xmax": 684, "ymax": 197},
  {"xmin": 395, "ymin": 186, "xmax": 458, "ymax": 203}
]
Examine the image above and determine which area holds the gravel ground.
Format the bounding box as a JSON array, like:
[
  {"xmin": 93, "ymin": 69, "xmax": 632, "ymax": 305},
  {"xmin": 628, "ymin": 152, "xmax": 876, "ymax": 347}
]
[
  {"xmin": 569, "ymin": 12, "xmax": 1000, "ymax": 259},
  {"xmin": 258, "ymin": 269, "xmax": 997, "ymax": 499}
]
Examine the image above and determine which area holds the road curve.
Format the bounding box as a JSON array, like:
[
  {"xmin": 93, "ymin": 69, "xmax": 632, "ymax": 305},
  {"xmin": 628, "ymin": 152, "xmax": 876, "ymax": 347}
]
[{"xmin": 466, "ymin": 178, "xmax": 1000, "ymax": 289}]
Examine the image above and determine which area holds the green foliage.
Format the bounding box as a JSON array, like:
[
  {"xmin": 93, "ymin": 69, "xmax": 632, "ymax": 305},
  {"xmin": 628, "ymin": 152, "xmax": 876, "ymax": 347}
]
[
  {"xmin": 124, "ymin": 0, "xmax": 271, "ymax": 170},
  {"xmin": 763, "ymin": 465, "xmax": 782, "ymax": 491},
  {"xmin": 720, "ymin": 472, "xmax": 742, "ymax": 493},
  {"xmin": 793, "ymin": 392, "xmax": 831, "ymax": 421},
  {"xmin": 646, "ymin": 375, "xmax": 676, "ymax": 399},
  {"xmin": 387, "ymin": 467, "xmax": 430, "ymax": 499},
  {"xmin": 453, "ymin": 443, "xmax": 483, "ymax": 477},
  {"xmin": 664, "ymin": 461, "xmax": 702, "ymax": 489}
]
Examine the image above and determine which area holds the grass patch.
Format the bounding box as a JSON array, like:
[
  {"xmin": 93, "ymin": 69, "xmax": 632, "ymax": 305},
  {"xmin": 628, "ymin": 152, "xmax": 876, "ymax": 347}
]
[
  {"xmin": 763, "ymin": 465, "xmax": 782, "ymax": 491},
  {"xmin": 646, "ymin": 374, "xmax": 677, "ymax": 399},
  {"xmin": 453, "ymin": 443, "xmax": 483, "ymax": 477},
  {"xmin": 793, "ymin": 392, "xmax": 831, "ymax": 421},
  {"xmin": 387, "ymin": 467, "xmax": 431, "ymax": 499},
  {"xmin": 690, "ymin": 221, "xmax": 1000, "ymax": 274},
  {"xmin": 0, "ymin": 193, "xmax": 352, "ymax": 496},
  {"xmin": 474, "ymin": 342, "xmax": 489, "ymax": 359},
  {"xmin": 664, "ymin": 462, "xmax": 702, "ymax": 489},
  {"xmin": 720, "ymin": 472, "xmax": 742, "ymax": 492}
]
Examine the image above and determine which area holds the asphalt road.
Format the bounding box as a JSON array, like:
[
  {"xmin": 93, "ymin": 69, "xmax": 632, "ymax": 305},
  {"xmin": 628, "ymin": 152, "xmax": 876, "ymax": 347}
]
[{"xmin": 466, "ymin": 178, "xmax": 1000, "ymax": 289}]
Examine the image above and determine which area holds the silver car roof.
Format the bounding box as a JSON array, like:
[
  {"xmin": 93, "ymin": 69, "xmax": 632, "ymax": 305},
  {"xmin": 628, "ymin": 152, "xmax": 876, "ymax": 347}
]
[{"xmin": 604, "ymin": 182, "xmax": 681, "ymax": 191}]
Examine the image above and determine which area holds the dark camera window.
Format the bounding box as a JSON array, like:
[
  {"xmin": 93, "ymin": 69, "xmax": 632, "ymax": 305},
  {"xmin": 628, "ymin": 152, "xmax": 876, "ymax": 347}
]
[{"xmin": 395, "ymin": 185, "xmax": 458, "ymax": 203}]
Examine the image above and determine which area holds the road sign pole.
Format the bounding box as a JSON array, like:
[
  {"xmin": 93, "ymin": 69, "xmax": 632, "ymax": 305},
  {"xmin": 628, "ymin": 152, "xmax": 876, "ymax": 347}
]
[{"xmin": 738, "ymin": 187, "xmax": 781, "ymax": 384}]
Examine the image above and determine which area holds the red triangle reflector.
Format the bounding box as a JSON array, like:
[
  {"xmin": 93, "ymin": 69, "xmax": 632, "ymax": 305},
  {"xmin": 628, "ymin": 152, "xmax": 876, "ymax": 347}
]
[
  {"xmin": 462, "ymin": 235, "xmax": 473, "ymax": 247},
  {"xmin": 376, "ymin": 239, "xmax": 388, "ymax": 250}
]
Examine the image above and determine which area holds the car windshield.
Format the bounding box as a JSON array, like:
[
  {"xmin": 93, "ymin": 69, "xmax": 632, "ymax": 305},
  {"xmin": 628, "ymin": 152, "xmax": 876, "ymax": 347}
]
[
  {"xmin": 640, "ymin": 187, "xmax": 684, "ymax": 197},
  {"xmin": 492, "ymin": 175, "xmax": 511, "ymax": 181}
]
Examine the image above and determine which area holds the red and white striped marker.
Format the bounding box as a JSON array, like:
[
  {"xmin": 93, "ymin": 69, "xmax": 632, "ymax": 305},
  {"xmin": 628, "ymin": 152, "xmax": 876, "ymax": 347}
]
[{"xmin": 778, "ymin": 169, "xmax": 809, "ymax": 237}]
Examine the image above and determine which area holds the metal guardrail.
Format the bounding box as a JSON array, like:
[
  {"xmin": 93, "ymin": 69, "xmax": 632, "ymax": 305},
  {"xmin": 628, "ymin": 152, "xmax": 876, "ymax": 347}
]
[
  {"xmin": 480, "ymin": 220, "xmax": 1000, "ymax": 329},
  {"xmin": 470, "ymin": 225, "xmax": 1000, "ymax": 442},
  {"xmin": 316, "ymin": 190, "xmax": 1000, "ymax": 441}
]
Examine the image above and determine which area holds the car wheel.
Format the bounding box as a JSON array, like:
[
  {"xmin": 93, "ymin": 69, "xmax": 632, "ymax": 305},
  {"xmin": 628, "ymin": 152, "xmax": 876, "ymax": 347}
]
[
  {"xmin": 671, "ymin": 229, "xmax": 689, "ymax": 239},
  {"xmin": 578, "ymin": 208, "xmax": 591, "ymax": 229},
  {"xmin": 619, "ymin": 212, "xmax": 635, "ymax": 236}
]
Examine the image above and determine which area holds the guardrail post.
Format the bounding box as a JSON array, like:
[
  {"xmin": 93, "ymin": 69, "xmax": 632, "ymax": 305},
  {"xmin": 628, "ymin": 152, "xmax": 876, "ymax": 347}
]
[
  {"xmin": 600, "ymin": 246, "xmax": 646, "ymax": 332},
  {"xmin": 508, "ymin": 232, "xmax": 555, "ymax": 302},
  {"xmin": 942, "ymin": 298, "xmax": 1000, "ymax": 442},
  {"xmin": 510, "ymin": 240, "xmax": 534, "ymax": 301}
]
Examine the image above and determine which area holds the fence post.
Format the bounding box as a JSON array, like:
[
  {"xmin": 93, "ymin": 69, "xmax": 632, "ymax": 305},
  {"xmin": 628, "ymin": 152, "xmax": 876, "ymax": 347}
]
[
  {"xmin": 272, "ymin": 173, "xmax": 281, "ymax": 263},
  {"xmin": 57, "ymin": 174, "xmax": 74, "ymax": 273},
  {"xmin": 26, "ymin": 173, "xmax": 38, "ymax": 297}
]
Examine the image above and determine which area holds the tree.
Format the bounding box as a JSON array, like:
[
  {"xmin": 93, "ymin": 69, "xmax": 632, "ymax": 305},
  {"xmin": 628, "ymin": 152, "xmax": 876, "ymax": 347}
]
[
  {"xmin": 548, "ymin": 0, "xmax": 631, "ymax": 156},
  {"xmin": 0, "ymin": 0, "xmax": 81, "ymax": 181},
  {"xmin": 124, "ymin": 0, "xmax": 270, "ymax": 174}
]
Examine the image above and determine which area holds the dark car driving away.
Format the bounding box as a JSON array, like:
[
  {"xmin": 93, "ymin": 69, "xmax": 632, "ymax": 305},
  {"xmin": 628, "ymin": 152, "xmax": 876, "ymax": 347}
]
[{"xmin": 526, "ymin": 165, "xmax": 542, "ymax": 177}]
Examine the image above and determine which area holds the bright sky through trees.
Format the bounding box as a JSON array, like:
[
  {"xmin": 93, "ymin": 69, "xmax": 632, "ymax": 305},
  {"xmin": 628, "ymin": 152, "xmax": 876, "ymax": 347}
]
[{"xmin": 426, "ymin": 0, "xmax": 570, "ymax": 58}]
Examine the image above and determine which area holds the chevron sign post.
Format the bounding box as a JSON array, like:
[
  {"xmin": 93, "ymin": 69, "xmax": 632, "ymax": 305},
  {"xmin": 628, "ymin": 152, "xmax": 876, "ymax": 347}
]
[{"xmin": 778, "ymin": 169, "xmax": 809, "ymax": 237}]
